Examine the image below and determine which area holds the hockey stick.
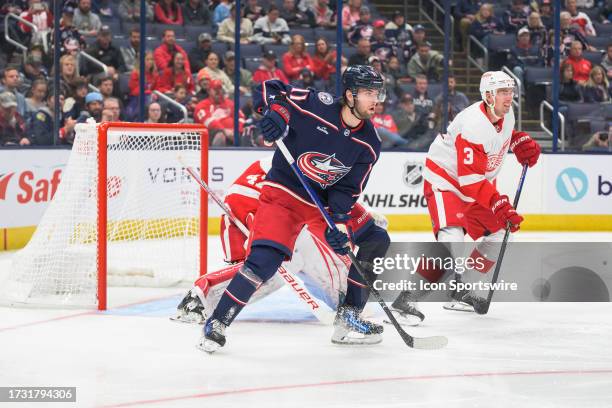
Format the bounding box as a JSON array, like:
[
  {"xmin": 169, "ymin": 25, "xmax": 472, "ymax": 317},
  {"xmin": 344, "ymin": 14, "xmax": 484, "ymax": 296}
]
[
  {"xmin": 478, "ymin": 163, "xmax": 529, "ymax": 315},
  {"xmin": 275, "ymin": 136, "xmax": 448, "ymax": 349},
  {"xmin": 177, "ymin": 155, "xmax": 336, "ymax": 325}
]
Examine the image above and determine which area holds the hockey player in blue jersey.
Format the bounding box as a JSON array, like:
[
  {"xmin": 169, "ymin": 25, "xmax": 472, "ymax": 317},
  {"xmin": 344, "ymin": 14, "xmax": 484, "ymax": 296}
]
[{"xmin": 200, "ymin": 65, "xmax": 391, "ymax": 353}]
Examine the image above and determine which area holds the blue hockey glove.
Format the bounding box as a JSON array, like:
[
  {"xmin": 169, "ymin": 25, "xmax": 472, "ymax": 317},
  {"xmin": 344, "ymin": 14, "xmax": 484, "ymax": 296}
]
[
  {"xmin": 258, "ymin": 100, "xmax": 290, "ymax": 143},
  {"xmin": 325, "ymin": 213, "xmax": 352, "ymax": 256}
]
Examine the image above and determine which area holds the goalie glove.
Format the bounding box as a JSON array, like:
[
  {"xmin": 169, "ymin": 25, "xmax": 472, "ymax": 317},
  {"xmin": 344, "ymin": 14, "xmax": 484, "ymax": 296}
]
[
  {"xmin": 510, "ymin": 131, "xmax": 540, "ymax": 168},
  {"xmin": 325, "ymin": 213, "xmax": 353, "ymax": 256},
  {"xmin": 490, "ymin": 194, "xmax": 523, "ymax": 233}
]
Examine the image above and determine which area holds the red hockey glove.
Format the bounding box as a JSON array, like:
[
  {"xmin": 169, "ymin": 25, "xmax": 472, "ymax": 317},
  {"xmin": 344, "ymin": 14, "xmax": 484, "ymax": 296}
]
[
  {"xmin": 490, "ymin": 194, "xmax": 523, "ymax": 233},
  {"xmin": 510, "ymin": 131, "xmax": 540, "ymax": 168}
]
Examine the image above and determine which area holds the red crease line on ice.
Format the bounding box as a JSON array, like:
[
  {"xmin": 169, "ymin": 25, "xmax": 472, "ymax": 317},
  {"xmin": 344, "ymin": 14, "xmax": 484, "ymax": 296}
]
[{"xmin": 98, "ymin": 368, "xmax": 612, "ymax": 408}]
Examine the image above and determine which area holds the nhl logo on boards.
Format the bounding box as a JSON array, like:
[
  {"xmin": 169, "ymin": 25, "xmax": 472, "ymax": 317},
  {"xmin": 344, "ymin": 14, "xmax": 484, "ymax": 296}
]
[
  {"xmin": 318, "ymin": 92, "xmax": 333, "ymax": 105},
  {"xmin": 403, "ymin": 161, "xmax": 424, "ymax": 188}
]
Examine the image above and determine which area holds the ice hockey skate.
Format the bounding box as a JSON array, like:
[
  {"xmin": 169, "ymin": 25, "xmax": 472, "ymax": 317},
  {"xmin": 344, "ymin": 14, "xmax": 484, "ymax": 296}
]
[
  {"xmin": 171, "ymin": 289, "xmax": 207, "ymax": 324},
  {"xmin": 331, "ymin": 305, "xmax": 384, "ymax": 345},
  {"xmin": 444, "ymin": 287, "xmax": 487, "ymax": 314},
  {"xmin": 385, "ymin": 291, "xmax": 425, "ymax": 326},
  {"xmin": 198, "ymin": 318, "xmax": 227, "ymax": 353}
]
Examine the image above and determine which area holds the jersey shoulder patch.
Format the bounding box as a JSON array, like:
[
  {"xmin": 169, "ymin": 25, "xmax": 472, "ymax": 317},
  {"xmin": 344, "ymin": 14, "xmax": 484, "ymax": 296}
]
[{"xmin": 317, "ymin": 91, "xmax": 334, "ymax": 105}]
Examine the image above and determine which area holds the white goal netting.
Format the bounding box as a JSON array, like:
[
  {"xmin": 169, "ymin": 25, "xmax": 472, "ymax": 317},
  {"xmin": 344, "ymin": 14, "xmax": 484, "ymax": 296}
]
[{"xmin": 0, "ymin": 122, "xmax": 206, "ymax": 308}]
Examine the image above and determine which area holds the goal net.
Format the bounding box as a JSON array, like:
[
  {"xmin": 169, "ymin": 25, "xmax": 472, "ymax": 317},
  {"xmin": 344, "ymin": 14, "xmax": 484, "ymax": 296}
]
[{"xmin": 0, "ymin": 122, "xmax": 208, "ymax": 309}]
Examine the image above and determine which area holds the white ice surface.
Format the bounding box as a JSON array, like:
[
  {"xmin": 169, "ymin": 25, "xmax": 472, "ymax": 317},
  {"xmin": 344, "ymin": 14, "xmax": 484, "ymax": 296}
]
[{"xmin": 1, "ymin": 232, "xmax": 612, "ymax": 408}]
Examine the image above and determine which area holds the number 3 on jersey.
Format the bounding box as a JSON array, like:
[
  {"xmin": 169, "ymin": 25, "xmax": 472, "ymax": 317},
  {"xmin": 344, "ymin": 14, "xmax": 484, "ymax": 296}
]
[{"xmin": 463, "ymin": 147, "xmax": 474, "ymax": 165}]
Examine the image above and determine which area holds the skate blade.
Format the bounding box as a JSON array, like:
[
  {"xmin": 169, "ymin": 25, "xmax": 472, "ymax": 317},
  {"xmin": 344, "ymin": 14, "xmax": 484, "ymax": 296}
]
[
  {"xmin": 331, "ymin": 327, "xmax": 383, "ymax": 345},
  {"xmin": 170, "ymin": 312, "xmax": 205, "ymax": 325},
  {"xmin": 196, "ymin": 338, "xmax": 221, "ymax": 354},
  {"xmin": 443, "ymin": 301, "xmax": 474, "ymax": 312}
]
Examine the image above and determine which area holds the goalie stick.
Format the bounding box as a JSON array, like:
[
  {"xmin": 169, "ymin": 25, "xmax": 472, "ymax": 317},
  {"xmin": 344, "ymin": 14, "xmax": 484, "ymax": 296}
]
[
  {"xmin": 177, "ymin": 155, "xmax": 336, "ymax": 325},
  {"xmin": 477, "ymin": 163, "xmax": 528, "ymax": 315},
  {"xmin": 275, "ymin": 134, "xmax": 448, "ymax": 350}
]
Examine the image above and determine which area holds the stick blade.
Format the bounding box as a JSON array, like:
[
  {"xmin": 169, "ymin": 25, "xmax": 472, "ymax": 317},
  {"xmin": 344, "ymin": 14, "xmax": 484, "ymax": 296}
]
[{"xmin": 411, "ymin": 335, "xmax": 449, "ymax": 350}]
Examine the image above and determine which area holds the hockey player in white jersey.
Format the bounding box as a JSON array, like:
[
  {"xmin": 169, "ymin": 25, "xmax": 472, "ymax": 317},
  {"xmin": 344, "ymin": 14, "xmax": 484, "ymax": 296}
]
[{"xmin": 390, "ymin": 71, "xmax": 541, "ymax": 324}]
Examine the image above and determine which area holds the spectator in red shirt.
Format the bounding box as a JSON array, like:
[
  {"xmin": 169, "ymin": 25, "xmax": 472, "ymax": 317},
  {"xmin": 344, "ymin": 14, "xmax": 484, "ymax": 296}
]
[
  {"xmin": 19, "ymin": 1, "xmax": 53, "ymax": 33},
  {"xmin": 282, "ymin": 34, "xmax": 314, "ymax": 81},
  {"xmin": 371, "ymin": 101, "xmax": 407, "ymax": 148},
  {"xmin": 565, "ymin": 0, "xmax": 596, "ymax": 37},
  {"xmin": 154, "ymin": 0, "xmax": 183, "ymax": 25},
  {"xmin": 311, "ymin": 37, "xmax": 339, "ymax": 80},
  {"xmin": 194, "ymin": 80, "xmax": 245, "ymax": 146},
  {"xmin": 563, "ymin": 40, "xmax": 592, "ymax": 84},
  {"xmin": 129, "ymin": 51, "xmax": 160, "ymax": 96},
  {"xmin": 158, "ymin": 52, "xmax": 195, "ymax": 94},
  {"xmin": 252, "ymin": 50, "xmax": 289, "ymax": 83},
  {"xmin": 341, "ymin": 0, "xmax": 361, "ymax": 30},
  {"xmin": 154, "ymin": 29, "xmax": 191, "ymax": 71}
]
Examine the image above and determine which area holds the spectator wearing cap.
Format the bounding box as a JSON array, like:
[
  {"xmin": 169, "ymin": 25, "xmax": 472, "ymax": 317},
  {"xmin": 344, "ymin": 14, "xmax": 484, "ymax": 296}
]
[
  {"xmin": 194, "ymin": 80, "xmax": 245, "ymax": 146},
  {"xmin": 0, "ymin": 91, "xmax": 28, "ymax": 146},
  {"xmin": 565, "ymin": 0, "xmax": 596, "ymax": 37},
  {"xmin": 189, "ymin": 33, "xmax": 213, "ymax": 73},
  {"xmin": 309, "ymin": 0, "xmax": 335, "ymax": 29},
  {"xmin": 507, "ymin": 27, "xmax": 544, "ymax": 88},
  {"xmin": 341, "ymin": 0, "xmax": 362, "ymax": 30},
  {"xmin": 195, "ymin": 70, "xmax": 211, "ymax": 100},
  {"xmin": 433, "ymin": 74, "xmax": 469, "ymax": 127},
  {"xmin": 120, "ymin": 28, "xmax": 140, "ymax": 72},
  {"xmin": 223, "ymin": 51, "xmax": 253, "ymax": 95},
  {"xmin": 469, "ymin": 3, "xmax": 505, "ymax": 47},
  {"xmin": 253, "ymin": 5, "xmax": 291, "ymax": 45},
  {"xmin": 348, "ymin": 37, "xmax": 372, "ymax": 66},
  {"xmin": 154, "ymin": 0, "xmax": 183, "ymax": 25},
  {"xmin": 371, "ymin": 19, "xmax": 396, "ymax": 63},
  {"xmin": 22, "ymin": 53, "xmax": 48, "ymax": 85},
  {"xmin": 372, "ymin": 102, "xmax": 407, "ymax": 149},
  {"xmin": 82, "ymin": 25, "xmax": 127, "ymax": 79},
  {"xmin": 525, "ymin": 12, "xmax": 548, "ymax": 49},
  {"xmin": 280, "ymin": 0, "xmax": 314, "ymax": 28},
  {"xmin": 217, "ymin": 4, "xmax": 254, "ymax": 44},
  {"xmin": 30, "ymin": 91, "xmax": 76, "ymax": 145},
  {"xmin": 348, "ymin": 6, "xmax": 373, "ymax": 46},
  {"xmin": 385, "ymin": 11, "xmax": 412, "ymax": 48},
  {"xmin": 312, "ymin": 37, "xmax": 345, "ymax": 81},
  {"xmin": 0, "ymin": 66, "xmax": 27, "ymax": 118},
  {"xmin": 73, "ymin": 0, "xmax": 102, "ymax": 37},
  {"xmin": 407, "ymin": 41, "xmax": 444, "ymax": 82},
  {"xmin": 198, "ymin": 52, "xmax": 233, "ymax": 94},
  {"xmin": 282, "ymin": 34, "xmax": 315, "ymax": 81},
  {"xmin": 399, "ymin": 24, "xmax": 426, "ymax": 63},
  {"xmin": 563, "ymin": 40, "xmax": 592, "ymax": 84},
  {"xmin": 77, "ymin": 91, "xmax": 103, "ymax": 123},
  {"xmin": 58, "ymin": 6, "xmax": 86, "ymax": 55},
  {"xmin": 252, "ymin": 50, "xmax": 289, "ymax": 83},
  {"xmin": 158, "ymin": 51, "xmax": 195, "ymax": 94},
  {"xmin": 182, "ymin": 0, "xmax": 210, "ymax": 25},
  {"xmin": 244, "ymin": 0, "xmax": 265, "ymax": 23},
  {"xmin": 502, "ymin": 0, "xmax": 530, "ymax": 34},
  {"xmin": 118, "ymin": 0, "xmax": 154, "ymax": 22},
  {"xmin": 454, "ymin": 0, "xmax": 482, "ymax": 49},
  {"xmin": 154, "ymin": 29, "xmax": 191, "ymax": 72}
]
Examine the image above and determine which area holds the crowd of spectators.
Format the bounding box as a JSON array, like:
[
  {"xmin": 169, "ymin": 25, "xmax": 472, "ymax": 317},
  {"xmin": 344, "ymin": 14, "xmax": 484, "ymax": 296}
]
[{"xmin": 0, "ymin": 0, "xmax": 609, "ymax": 150}]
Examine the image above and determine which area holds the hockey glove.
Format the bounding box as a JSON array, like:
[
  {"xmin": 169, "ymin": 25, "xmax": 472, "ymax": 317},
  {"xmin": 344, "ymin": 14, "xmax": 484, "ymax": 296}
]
[
  {"xmin": 490, "ymin": 194, "xmax": 523, "ymax": 233},
  {"xmin": 258, "ymin": 100, "xmax": 290, "ymax": 143},
  {"xmin": 325, "ymin": 213, "xmax": 352, "ymax": 256},
  {"xmin": 510, "ymin": 131, "xmax": 540, "ymax": 168}
]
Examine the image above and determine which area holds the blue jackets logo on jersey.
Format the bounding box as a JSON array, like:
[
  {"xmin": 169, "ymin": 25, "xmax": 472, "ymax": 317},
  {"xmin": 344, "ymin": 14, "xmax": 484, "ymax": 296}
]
[{"xmin": 297, "ymin": 152, "xmax": 351, "ymax": 189}]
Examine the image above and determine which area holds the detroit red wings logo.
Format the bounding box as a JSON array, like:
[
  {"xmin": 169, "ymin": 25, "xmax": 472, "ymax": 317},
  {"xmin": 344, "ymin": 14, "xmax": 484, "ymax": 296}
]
[
  {"xmin": 487, "ymin": 139, "xmax": 511, "ymax": 172},
  {"xmin": 297, "ymin": 152, "xmax": 351, "ymax": 189}
]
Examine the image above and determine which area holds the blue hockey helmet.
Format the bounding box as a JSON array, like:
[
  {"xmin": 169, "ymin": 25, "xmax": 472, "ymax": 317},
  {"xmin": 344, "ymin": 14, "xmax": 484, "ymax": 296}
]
[{"xmin": 341, "ymin": 65, "xmax": 386, "ymax": 102}]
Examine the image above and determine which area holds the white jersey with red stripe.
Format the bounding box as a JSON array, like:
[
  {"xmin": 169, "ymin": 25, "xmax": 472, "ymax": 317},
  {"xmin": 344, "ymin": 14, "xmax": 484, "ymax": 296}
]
[{"xmin": 424, "ymin": 101, "xmax": 515, "ymax": 208}]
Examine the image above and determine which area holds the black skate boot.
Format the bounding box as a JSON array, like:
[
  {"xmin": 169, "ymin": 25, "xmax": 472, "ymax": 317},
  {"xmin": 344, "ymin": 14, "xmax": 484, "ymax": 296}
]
[
  {"xmin": 331, "ymin": 304, "xmax": 383, "ymax": 345},
  {"xmin": 386, "ymin": 291, "xmax": 425, "ymax": 326},
  {"xmin": 198, "ymin": 318, "xmax": 227, "ymax": 353},
  {"xmin": 444, "ymin": 287, "xmax": 487, "ymax": 314},
  {"xmin": 170, "ymin": 289, "xmax": 207, "ymax": 324}
]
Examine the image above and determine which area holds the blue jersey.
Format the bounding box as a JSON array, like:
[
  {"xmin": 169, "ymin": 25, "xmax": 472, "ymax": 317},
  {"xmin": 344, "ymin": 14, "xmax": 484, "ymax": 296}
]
[{"xmin": 253, "ymin": 80, "xmax": 381, "ymax": 215}]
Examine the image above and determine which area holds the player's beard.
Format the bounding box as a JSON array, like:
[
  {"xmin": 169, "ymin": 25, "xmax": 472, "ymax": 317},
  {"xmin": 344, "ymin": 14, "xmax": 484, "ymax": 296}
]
[{"xmin": 353, "ymin": 101, "xmax": 375, "ymax": 120}]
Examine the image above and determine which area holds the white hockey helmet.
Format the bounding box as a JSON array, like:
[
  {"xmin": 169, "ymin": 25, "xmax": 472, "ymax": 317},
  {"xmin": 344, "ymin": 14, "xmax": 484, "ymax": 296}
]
[{"xmin": 479, "ymin": 71, "xmax": 516, "ymax": 107}]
